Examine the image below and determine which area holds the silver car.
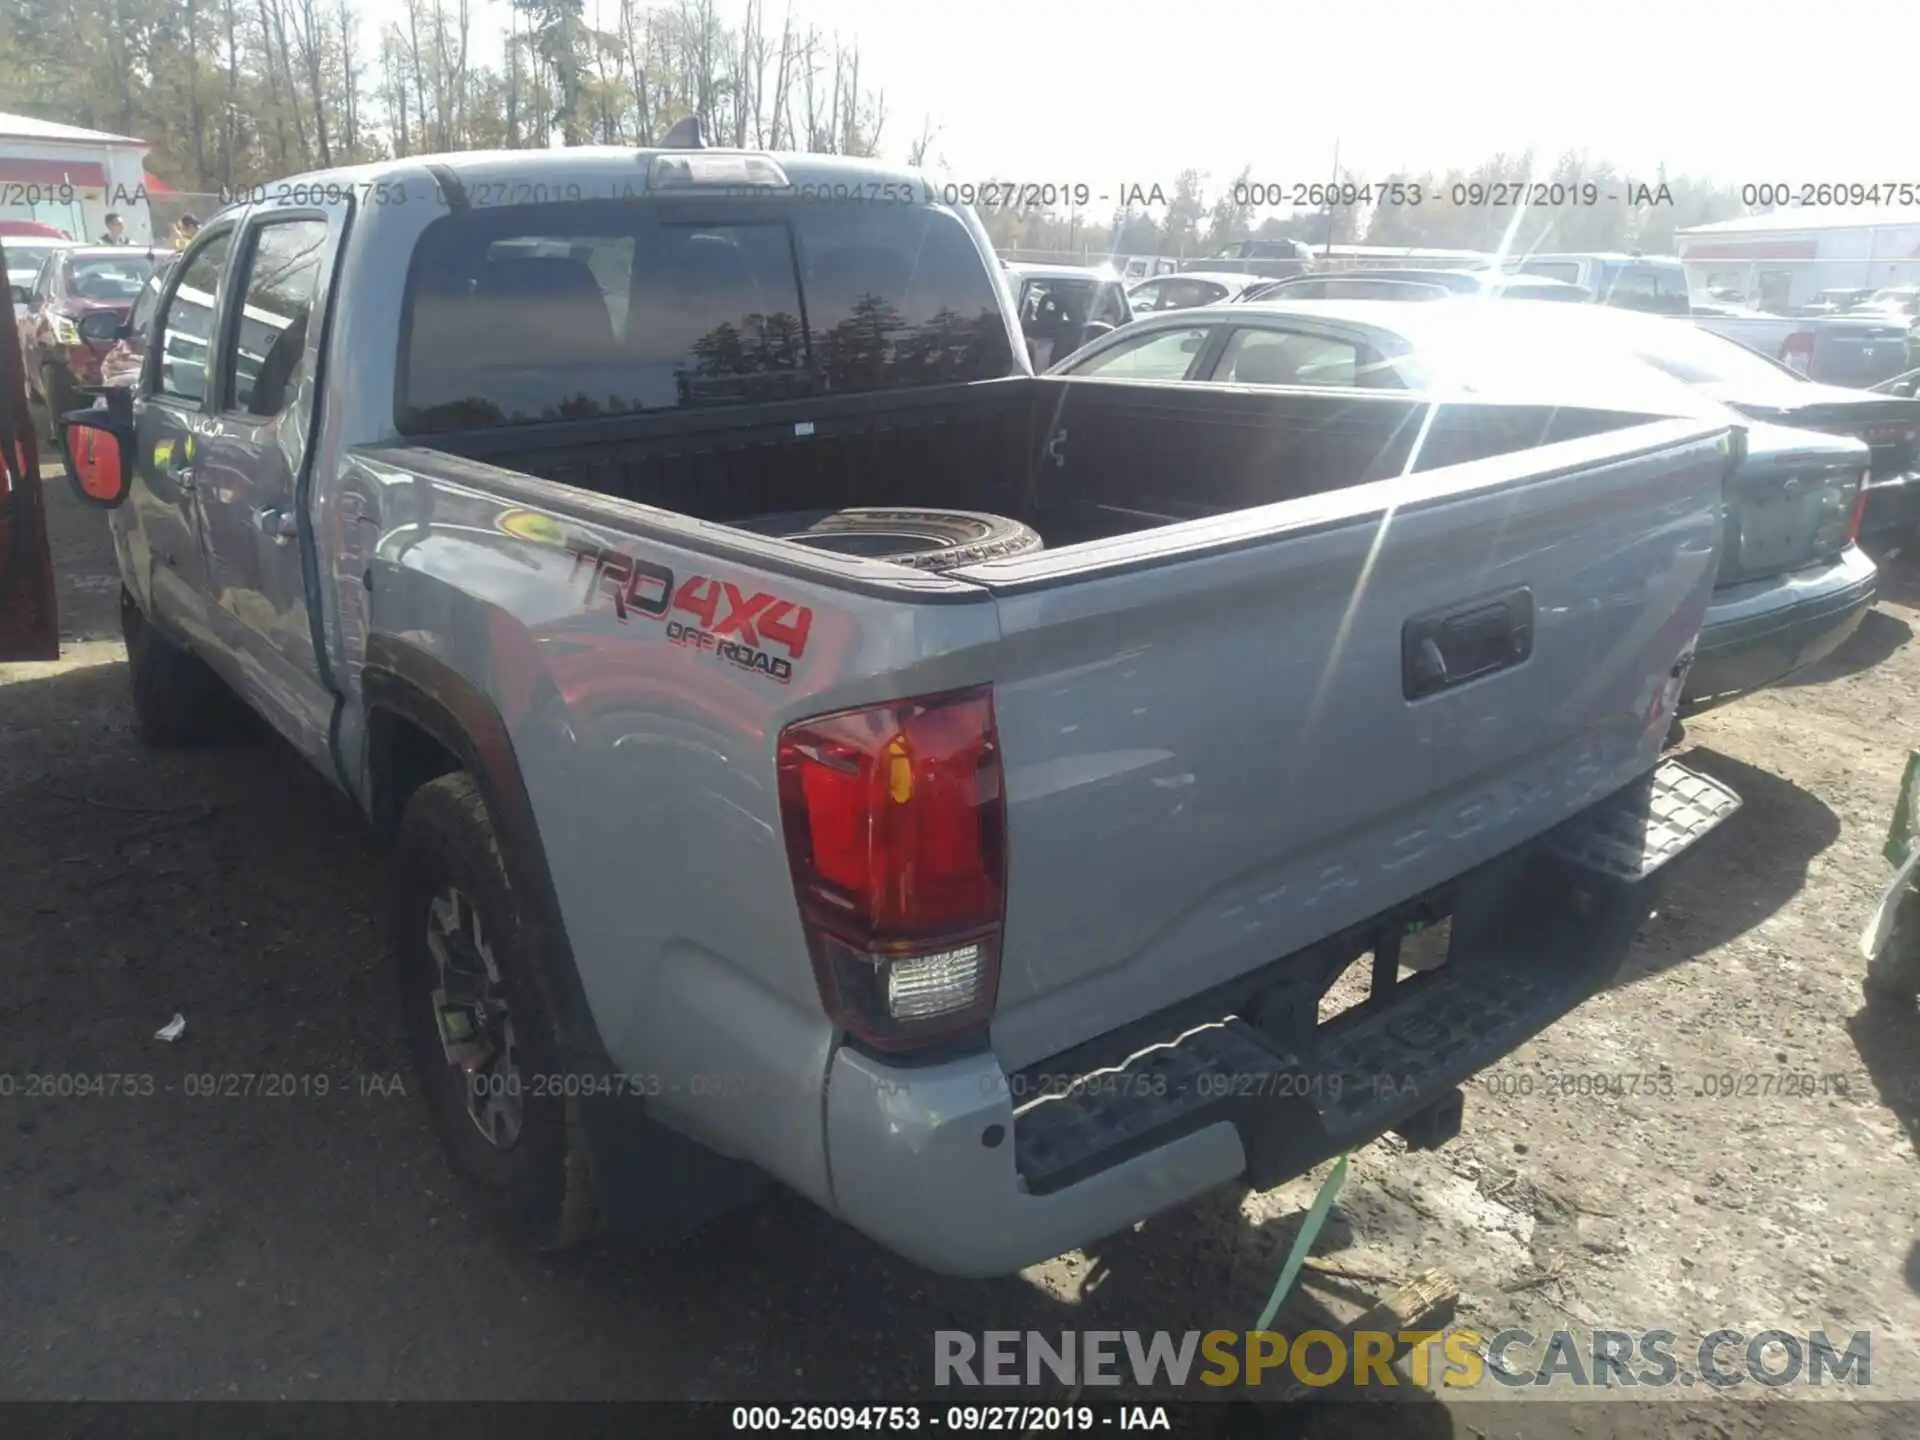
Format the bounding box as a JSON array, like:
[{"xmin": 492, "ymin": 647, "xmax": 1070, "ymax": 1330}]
[{"xmin": 1056, "ymin": 299, "xmax": 1880, "ymax": 712}]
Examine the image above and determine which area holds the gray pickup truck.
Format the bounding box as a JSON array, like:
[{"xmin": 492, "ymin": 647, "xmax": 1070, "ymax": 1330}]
[{"xmin": 57, "ymin": 145, "xmax": 1742, "ymax": 1277}]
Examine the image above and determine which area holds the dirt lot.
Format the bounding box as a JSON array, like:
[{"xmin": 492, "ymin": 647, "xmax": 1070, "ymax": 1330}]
[{"xmin": 4, "ymin": 470, "xmax": 1920, "ymax": 1432}]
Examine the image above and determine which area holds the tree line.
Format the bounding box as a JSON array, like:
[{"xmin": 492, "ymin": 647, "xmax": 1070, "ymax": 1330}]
[
  {"xmin": 0, "ymin": 0, "xmax": 1755, "ymax": 262},
  {"xmin": 0, "ymin": 0, "xmax": 893, "ymax": 191}
]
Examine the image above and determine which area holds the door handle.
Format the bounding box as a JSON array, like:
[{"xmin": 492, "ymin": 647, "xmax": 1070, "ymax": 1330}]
[
  {"xmin": 253, "ymin": 507, "xmax": 298, "ymax": 547},
  {"xmin": 1402, "ymin": 586, "xmax": 1534, "ymax": 700},
  {"xmin": 173, "ymin": 464, "xmax": 196, "ymax": 491}
]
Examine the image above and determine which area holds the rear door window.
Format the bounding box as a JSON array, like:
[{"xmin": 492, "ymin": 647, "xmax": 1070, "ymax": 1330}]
[
  {"xmin": 223, "ymin": 218, "xmax": 329, "ymax": 417},
  {"xmin": 1129, "ymin": 280, "xmax": 1169, "ymax": 311},
  {"xmin": 1223, "ymin": 329, "xmax": 1356, "ymax": 385},
  {"xmin": 1066, "ymin": 325, "xmax": 1214, "ymax": 380},
  {"xmin": 1517, "ymin": 260, "xmax": 1582, "ymax": 284},
  {"xmin": 400, "ymin": 198, "xmax": 1013, "ymax": 433},
  {"xmin": 1214, "ymin": 327, "xmax": 1371, "ymax": 387},
  {"xmin": 1599, "ymin": 263, "xmax": 1685, "ymax": 314}
]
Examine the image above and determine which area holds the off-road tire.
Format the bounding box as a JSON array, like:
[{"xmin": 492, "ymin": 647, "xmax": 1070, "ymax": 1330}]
[
  {"xmin": 121, "ymin": 586, "xmax": 250, "ymax": 747},
  {"xmin": 730, "ymin": 506, "xmax": 1044, "ymax": 571},
  {"xmin": 391, "ymin": 772, "xmax": 598, "ymax": 1252}
]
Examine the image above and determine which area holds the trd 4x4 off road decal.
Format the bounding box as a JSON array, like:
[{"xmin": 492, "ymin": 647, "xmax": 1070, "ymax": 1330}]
[{"xmin": 566, "ymin": 538, "xmax": 813, "ymax": 684}]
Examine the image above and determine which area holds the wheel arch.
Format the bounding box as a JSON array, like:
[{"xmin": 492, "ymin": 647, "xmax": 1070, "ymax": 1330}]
[{"xmin": 361, "ymin": 633, "xmax": 612, "ymax": 1075}]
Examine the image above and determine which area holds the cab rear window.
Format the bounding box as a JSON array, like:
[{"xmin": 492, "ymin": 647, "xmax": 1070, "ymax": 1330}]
[{"xmin": 398, "ymin": 198, "xmax": 1014, "ymax": 434}]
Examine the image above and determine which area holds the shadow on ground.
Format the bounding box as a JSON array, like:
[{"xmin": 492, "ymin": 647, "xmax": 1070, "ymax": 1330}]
[
  {"xmin": 0, "ymin": 656, "xmax": 1466, "ymax": 1419},
  {"xmin": 1611, "ymin": 747, "xmax": 1839, "ymax": 988},
  {"xmin": 1781, "ymin": 607, "xmax": 1913, "ymax": 688}
]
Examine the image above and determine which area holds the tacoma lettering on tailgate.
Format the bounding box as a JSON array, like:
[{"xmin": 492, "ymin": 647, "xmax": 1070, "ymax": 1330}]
[{"xmin": 565, "ymin": 538, "xmax": 813, "ymax": 684}]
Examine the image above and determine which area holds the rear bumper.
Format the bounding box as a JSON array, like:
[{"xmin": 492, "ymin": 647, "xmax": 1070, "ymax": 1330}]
[
  {"xmin": 824, "ymin": 761, "xmax": 1739, "ymax": 1277},
  {"xmin": 1682, "ymin": 546, "xmax": 1877, "ymax": 714}
]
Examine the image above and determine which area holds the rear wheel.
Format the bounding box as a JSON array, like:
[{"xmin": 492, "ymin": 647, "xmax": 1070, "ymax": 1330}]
[
  {"xmin": 121, "ymin": 587, "xmax": 250, "ymax": 747},
  {"xmin": 391, "ymin": 773, "xmax": 598, "ymax": 1251}
]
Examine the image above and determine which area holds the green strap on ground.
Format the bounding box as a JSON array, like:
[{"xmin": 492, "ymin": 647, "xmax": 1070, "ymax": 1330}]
[{"xmin": 1254, "ymin": 1152, "xmax": 1349, "ymax": 1332}]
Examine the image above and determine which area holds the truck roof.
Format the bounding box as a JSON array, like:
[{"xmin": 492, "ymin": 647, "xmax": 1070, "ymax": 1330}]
[{"xmin": 237, "ymin": 146, "xmax": 938, "ymax": 202}]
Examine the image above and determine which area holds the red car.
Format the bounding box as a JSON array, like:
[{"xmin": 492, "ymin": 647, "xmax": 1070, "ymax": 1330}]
[
  {"xmin": 19, "ymin": 245, "xmax": 162, "ymax": 437},
  {"xmin": 96, "ymin": 252, "xmax": 177, "ymax": 392}
]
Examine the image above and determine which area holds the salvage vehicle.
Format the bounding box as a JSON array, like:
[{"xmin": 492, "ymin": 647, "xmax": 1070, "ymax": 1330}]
[
  {"xmin": 1241, "ymin": 269, "xmax": 1591, "ymax": 304},
  {"xmin": 19, "ymin": 245, "xmax": 161, "ymax": 440},
  {"xmin": 93, "ymin": 253, "xmax": 175, "ymax": 392},
  {"xmin": 1800, "ymin": 287, "xmax": 1880, "ymax": 318},
  {"xmin": 1057, "ymin": 300, "xmax": 1882, "ymax": 711},
  {"xmin": 7, "ymin": 235, "xmax": 77, "ymax": 321},
  {"xmin": 1697, "ymin": 308, "xmax": 1918, "ymax": 391},
  {"xmin": 1002, "ymin": 261, "xmax": 1132, "ymax": 369},
  {"xmin": 1506, "ymin": 252, "xmax": 1693, "ymax": 315},
  {"xmin": 53, "ymin": 144, "xmax": 1745, "ymax": 1277},
  {"xmin": 1126, "ymin": 270, "xmax": 1265, "ymax": 313},
  {"xmin": 0, "ymin": 238, "xmax": 59, "ymax": 663},
  {"xmin": 1188, "ymin": 237, "xmax": 1316, "ymax": 280}
]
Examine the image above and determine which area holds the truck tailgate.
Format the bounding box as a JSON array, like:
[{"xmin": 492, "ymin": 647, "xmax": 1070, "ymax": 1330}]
[{"xmin": 969, "ymin": 418, "xmax": 1730, "ymax": 1072}]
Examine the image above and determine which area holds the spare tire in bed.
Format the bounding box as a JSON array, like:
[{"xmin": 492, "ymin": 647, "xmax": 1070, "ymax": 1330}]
[{"xmin": 729, "ymin": 507, "xmax": 1043, "ymax": 571}]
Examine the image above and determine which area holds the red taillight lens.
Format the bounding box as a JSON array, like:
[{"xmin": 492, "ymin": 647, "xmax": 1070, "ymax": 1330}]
[
  {"xmin": 1847, "ymin": 473, "xmax": 1870, "ymax": 546},
  {"xmin": 1781, "ymin": 332, "xmax": 1816, "ymax": 376},
  {"xmin": 777, "ymin": 686, "xmax": 1005, "ymax": 1052}
]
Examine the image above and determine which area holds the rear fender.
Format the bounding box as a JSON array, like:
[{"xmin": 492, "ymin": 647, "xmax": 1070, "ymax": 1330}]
[{"xmin": 361, "ymin": 634, "xmax": 610, "ymax": 1076}]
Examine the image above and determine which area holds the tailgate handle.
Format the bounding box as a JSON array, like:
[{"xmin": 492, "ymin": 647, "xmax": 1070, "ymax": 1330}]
[{"xmin": 1402, "ymin": 587, "xmax": 1533, "ymax": 700}]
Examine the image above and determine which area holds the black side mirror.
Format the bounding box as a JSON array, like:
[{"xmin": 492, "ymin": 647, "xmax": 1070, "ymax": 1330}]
[{"xmin": 77, "ymin": 310, "xmax": 127, "ymax": 349}]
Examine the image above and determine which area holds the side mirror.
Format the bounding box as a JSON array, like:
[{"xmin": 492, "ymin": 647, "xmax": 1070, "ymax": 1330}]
[
  {"xmin": 62, "ymin": 415, "xmax": 133, "ymax": 508},
  {"xmin": 77, "ymin": 310, "xmax": 126, "ymax": 349}
]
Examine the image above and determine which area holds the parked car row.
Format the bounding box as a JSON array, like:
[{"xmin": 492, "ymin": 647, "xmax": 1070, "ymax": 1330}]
[
  {"xmin": 1050, "ymin": 297, "xmax": 1911, "ymax": 709},
  {"xmin": 11, "ymin": 244, "xmax": 164, "ymax": 438},
  {"xmin": 1001, "ymin": 246, "xmax": 1920, "ymax": 393}
]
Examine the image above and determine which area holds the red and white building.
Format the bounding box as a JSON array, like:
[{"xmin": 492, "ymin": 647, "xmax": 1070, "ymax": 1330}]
[
  {"xmin": 1676, "ymin": 206, "xmax": 1920, "ymax": 312},
  {"xmin": 0, "ymin": 111, "xmax": 163, "ymax": 244}
]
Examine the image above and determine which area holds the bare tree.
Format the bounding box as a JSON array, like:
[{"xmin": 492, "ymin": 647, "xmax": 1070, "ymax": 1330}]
[{"xmin": 287, "ymin": 0, "xmax": 333, "ymax": 165}]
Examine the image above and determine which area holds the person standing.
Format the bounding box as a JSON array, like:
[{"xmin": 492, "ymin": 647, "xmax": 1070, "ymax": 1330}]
[
  {"xmin": 98, "ymin": 213, "xmax": 129, "ymax": 245},
  {"xmin": 170, "ymin": 214, "xmax": 199, "ymax": 250}
]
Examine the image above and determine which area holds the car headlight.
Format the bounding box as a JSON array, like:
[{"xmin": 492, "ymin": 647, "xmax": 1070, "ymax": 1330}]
[{"xmin": 49, "ymin": 313, "xmax": 80, "ymax": 346}]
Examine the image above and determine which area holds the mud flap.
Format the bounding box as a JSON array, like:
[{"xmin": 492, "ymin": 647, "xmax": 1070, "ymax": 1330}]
[{"xmin": 579, "ymin": 1096, "xmax": 771, "ymax": 1245}]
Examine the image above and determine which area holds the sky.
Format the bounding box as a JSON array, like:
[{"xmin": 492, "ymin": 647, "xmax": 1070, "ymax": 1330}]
[{"xmin": 368, "ymin": 0, "xmax": 1918, "ymax": 198}]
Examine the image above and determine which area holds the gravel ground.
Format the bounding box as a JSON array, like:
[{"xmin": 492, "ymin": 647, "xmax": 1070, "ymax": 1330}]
[{"xmin": 4, "ymin": 469, "xmax": 1919, "ymax": 1435}]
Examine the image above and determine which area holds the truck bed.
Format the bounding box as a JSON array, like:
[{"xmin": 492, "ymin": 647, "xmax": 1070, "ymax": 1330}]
[{"xmin": 422, "ymin": 376, "xmax": 1659, "ymax": 552}]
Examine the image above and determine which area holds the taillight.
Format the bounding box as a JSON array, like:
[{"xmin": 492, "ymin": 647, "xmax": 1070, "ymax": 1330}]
[
  {"xmin": 777, "ymin": 686, "xmax": 1006, "ymax": 1053},
  {"xmin": 1781, "ymin": 332, "xmax": 1816, "ymax": 376},
  {"xmin": 1847, "ymin": 471, "xmax": 1870, "ymax": 546}
]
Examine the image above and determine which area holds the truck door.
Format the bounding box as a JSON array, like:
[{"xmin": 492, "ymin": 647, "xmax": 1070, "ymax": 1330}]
[
  {"xmin": 189, "ymin": 208, "xmax": 343, "ymax": 770},
  {"xmin": 129, "ymin": 222, "xmax": 234, "ymax": 651},
  {"xmin": 0, "ymin": 241, "xmax": 58, "ymax": 662}
]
